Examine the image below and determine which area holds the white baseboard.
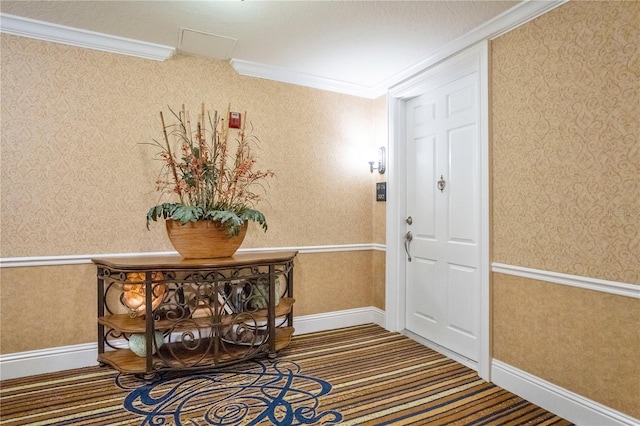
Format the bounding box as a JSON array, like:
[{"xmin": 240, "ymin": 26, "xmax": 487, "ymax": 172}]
[
  {"xmin": 293, "ymin": 306, "xmax": 386, "ymax": 335},
  {"xmin": 0, "ymin": 342, "xmax": 98, "ymax": 381},
  {"xmin": 491, "ymin": 359, "xmax": 639, "ymax": 426},
  {"xmin": 0, "ymin": 306, "xmax": 386, "ymax": 380}
]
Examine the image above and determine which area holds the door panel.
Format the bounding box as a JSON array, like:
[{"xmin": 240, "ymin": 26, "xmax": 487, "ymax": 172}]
[
  {"xmin": 448, "ymin": 124, "xmax": 477, "ymax": 243},
  {"xmin": 405, "ymin": 68, "xmax": 481, "ymax": 363},
  {"xmin": 413, "ymin": 259, "xmax": 439, "ymax": 324},
  {"xmin": 414, "ymin": 135, "xmax": 437, "ymax": 239},
  {"xmin": 446, "ymin": 263, "xmax": 479, "ymax": 357},
  {"xmin": 447, "ymin": 85, "xmax": 474, "ymax": 117}
]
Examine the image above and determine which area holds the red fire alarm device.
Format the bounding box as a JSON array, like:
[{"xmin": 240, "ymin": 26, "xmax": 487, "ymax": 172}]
[{"xmin": 229, "ymin": 112, "xmax": 241, "ymax": 129}]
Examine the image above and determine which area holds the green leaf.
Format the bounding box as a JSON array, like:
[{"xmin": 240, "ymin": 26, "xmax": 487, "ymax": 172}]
[
  {"xmin": 146, "ymin": 203, "xmax": 178, "ymax": 230},
  {"xmin": 204, "ymin": 210, "xmax": 243, "ymax": 236},
  {"xmin": 145, "ymin": 203, "xmax": 268, "ymax": 236},
  {"xmin": 170, "ymin": 205, "xmax": 205, "ymax": 224},
  {"xmin": 240, "ymin": 209, "xmax": 268, "ymax": 232}
]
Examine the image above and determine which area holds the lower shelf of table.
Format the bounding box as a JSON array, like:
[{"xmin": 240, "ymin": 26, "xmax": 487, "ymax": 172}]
[{"xmin": 98, "ymin": 326, "xmax": 294, "ymax": 374}]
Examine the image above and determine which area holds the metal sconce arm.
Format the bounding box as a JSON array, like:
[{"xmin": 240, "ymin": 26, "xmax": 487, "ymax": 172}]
[{"xmin": 369, "ymin": 146, "xmax": 386, "ymax": 174}]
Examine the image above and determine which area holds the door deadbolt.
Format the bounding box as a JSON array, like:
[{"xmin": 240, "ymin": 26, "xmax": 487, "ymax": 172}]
[{"xmin": 406, "ymin": 216, "xmax": 413, "ymax": 225}]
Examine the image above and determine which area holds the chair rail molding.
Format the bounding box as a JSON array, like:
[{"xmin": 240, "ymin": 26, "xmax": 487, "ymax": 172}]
[
  {"xmin": 492, "ymin": 263, "xmax": 640, "ymax": 299},
  {"xmin": 0, "ymin": 244, "xmax": 386, "ymax": 268}
]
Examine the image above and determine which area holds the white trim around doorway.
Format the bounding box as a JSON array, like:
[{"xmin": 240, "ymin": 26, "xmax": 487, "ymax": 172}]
[
  {"xmin": 383, "ymin": 0, "xmax": 567, "ymax": 384},
  {"xmin": 385, "ymin": 42, "xmax": 490, "ymax": 380}
]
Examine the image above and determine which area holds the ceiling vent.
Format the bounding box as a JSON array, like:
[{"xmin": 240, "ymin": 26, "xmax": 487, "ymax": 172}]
[{"xmin": 178, "ymin": 28, "xmax": 237, "ymax": 60}]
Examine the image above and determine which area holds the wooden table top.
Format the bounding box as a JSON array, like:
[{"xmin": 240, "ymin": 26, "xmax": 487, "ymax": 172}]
[{"xmin": 92, "ymin": 250, "xmax": 298, "ymax": 270}]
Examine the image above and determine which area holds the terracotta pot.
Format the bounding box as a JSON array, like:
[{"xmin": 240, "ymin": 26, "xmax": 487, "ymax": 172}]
[{"xmin": 165, "ymin": 219, "xmax": 248, "ymax": 259}]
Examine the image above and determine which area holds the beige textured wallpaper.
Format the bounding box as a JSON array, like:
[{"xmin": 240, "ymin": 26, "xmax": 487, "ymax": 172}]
[
  {"xmin": 294, "ymin": 251, "xmax": 375, "ymax": 317},
  {"xmin": 0, "ymin": 252, "xmax": 375, "ymax": 353},
  {"xmin": 0, "ymin": 34, "xmax": 384, "ymax": 257},
  {"xmin": 493, "ymin": 273, "xmax": 640, "ymax": 418},
  {"xmin": 491, "ymin": 1, "xmax": 639, "ymax": 419},
  {"xmin": 0, "ymin": 265, "xmax": 97, "ymax": 353},
  {"xmin": 491, "ymin": 0, "xmax": 639, "ymax": 284},
  {"xmin": 0, "ymin": 34, "xmax": 387, "ymax": 354},
  {"xmin": 372, "ymin": 251, "xmax": 386, "ymax": 310}
]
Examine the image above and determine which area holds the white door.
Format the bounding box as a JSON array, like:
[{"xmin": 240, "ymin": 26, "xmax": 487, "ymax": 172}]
[{"xmin": 405, "ymin": 68, "xmax": 481, "ymax": 363}]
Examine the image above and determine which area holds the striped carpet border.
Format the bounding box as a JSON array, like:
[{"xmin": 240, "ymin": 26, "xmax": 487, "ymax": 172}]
[{"xmin": 0, "ymin": 324, "xmax": 572, "ymax": 425}]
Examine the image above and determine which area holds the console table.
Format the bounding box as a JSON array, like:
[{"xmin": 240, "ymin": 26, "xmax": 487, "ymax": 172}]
[{"xmin": 93, "ymin": 251, "xmax": 297, "ymax": 377}]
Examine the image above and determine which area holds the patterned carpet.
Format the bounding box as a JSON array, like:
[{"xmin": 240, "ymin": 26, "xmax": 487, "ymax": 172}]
[{"xmin": 1, "ymin": 324, "xmax": 573, "ymax": 425}]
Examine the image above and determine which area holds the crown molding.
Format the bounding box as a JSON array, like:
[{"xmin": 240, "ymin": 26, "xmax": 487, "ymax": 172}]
[
  {"xmin": 0, "ymin": 13, "xmax": 175, "ymax": 61},
  {"xmin": 386, "ymin": 0, "xmax": 567, "ymax": 94},
  {"xmin": 234, "ymin": 0, "xmax": 567, "ymax": 98},
  {"xmin": 230, "ymin": 59, "xmax": 382, "ymax": 99},
  {"xmin": 0, "ymin": 0, "xmax": 565, "ymax": 95}
]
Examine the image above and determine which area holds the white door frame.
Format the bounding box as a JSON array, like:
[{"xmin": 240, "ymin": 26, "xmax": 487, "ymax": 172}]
[
  {"xmin": 385, "ymin": 42, "xmax": 490, "ymax": 380},
  {"xmin": 383, "ymin": 0, "xmax": 566, "ymax": 382}
]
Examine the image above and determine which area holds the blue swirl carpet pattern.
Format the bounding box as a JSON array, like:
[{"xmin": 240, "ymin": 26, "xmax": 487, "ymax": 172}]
[{"xmin": 118, "ymin": 360, "xmax": 342, "ymax": 425}]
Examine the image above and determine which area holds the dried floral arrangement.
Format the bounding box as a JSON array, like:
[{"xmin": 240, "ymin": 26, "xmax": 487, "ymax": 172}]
[{"xmin": 145, "ymin": 103, "xmax": 274, "ymax": 236}]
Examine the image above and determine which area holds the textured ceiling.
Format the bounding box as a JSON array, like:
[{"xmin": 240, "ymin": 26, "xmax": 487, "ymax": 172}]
[{"xmin": 1, "ymin": 1, "xmax": 521, "ymax": 95}]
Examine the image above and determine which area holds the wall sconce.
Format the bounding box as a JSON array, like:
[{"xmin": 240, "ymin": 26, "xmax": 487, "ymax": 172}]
[{"xmin": 369, "ymin": 146, "xmax": 386, "ymax": 174}]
